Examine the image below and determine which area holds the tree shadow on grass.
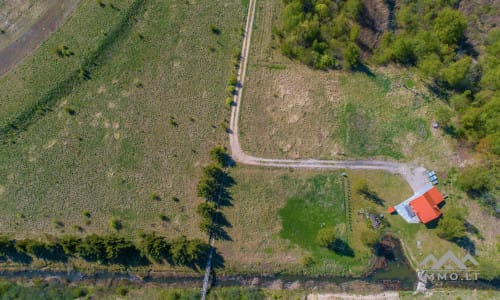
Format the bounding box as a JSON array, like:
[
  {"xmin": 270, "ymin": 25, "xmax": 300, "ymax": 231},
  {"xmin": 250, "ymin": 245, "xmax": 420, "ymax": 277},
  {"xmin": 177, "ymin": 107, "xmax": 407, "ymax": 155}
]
[
  {"xmin": 453, "ymin": 236, "xmax": 476, "ymax": 255},
  {"xmin": 360, "ymin": 190, "xmax": 385, "ymax": 206},
  {"xmin": 330, "ymin": 239, "xmax": 355, "ymax": 257},
  {"xmin": 353, "ymin": 64, "xmax": 375, "ymax": 77},
  {"xmin": 424, "ymin": 216, "xmax": 441, "ymax": 229},
  {"xmin": 211, "ymin": 212, "xmax": 233, "ymax": 242},
  {"xmin": 3, "ymin": 251, "xmax": 32, "ymax": 264}
]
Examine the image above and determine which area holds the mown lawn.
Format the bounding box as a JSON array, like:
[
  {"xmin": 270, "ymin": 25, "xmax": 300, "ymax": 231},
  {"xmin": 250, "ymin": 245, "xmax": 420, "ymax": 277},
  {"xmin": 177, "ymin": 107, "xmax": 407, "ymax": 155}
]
[{"xmin": 0, "ymin": 0, "xmax": 246, "ymax": 239}]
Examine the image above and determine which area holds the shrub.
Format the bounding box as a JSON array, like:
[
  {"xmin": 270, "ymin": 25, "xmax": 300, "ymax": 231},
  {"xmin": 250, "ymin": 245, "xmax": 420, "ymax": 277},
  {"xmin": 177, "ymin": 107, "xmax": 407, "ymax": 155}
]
[
  {"xmin": 138, "ymin": 232, "xmax": 170, "ymax": 263},
  {"xmin": 300, "ymin": 254, "xmax": 315, "ymax": 267},
  {"xmin": 226, "ymin": 85, "xmax": 235, "ymax": 95},
  {"xmin": 436, "ymin": 213, "xmax": 466, "ymax": 241},
  {"xmin": 360, "ymin": 229, "xmax": 379, "ymax": 248},
  {"xmin": 109, "ymin": 217, "xmax": 122, "ymax": 230},
  {"xmin": 149, "ymin": 193, "xmax": 161, "ymax": 201},
  {"xmin": 196, "ymin": 202, "xmax": 217, "ymax": 219},
  {"xmin": 135, "ymin": 32, "xmax": 144, "ymax": 40},
  {"xmin": 158, "ymin": 214, "xmax": 169, "ymax": 222},
  {"xmin": 117, "ymin": 287, "xmax": 129, "ymax": 296},
  {"xmin": 64, "ymin": 107, "xmax": 76, "ymax": 116},
  {"xmin": 55, "ymin": 44, "xmax": 73, "ymax": 58},
  {"xmin": 209, "ymin": 24, "xmax": 221, "ymax": 35},
  {"xmin": 52, "ymin": 219, "xmax": 64, "ymax": 229},
  {"xmin": 316, "ymin": 227, "xmax": 336, "ymax": 248},
  {"xmin": 59, "ymin": 236, "xmax": 82, "ymax": 255},
  {"xmin": 169, "ymin": 117, "xmax": 178, "ymax": 127},
  {"xmin": 228, "ymin": 75, "xmax": 237, "ymax": 86},
  {"xmin": 0, "ymin": 236, "xmax": 15, "ymax": 258},
  {"xmin": 71, "ymin": 287, "xmax": 88, "ymax": 298},
  {"xmin": 210, "ymin": 145, "xmax": 230, "ymax": 166},
  {"xmin": 78, "ymin": 67, "xmax": 91, "ymax": 80},
  {"xmin": 220, "ymin": 122, "xmax": 229, "ymax": 132}
]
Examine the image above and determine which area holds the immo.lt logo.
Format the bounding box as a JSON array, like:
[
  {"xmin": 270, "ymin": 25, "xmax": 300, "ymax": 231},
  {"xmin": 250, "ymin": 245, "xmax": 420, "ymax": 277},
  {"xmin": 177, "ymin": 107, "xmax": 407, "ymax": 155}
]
[{"xmin": 418, "ymin": 250, "xmax": 479, "ymax": 281}]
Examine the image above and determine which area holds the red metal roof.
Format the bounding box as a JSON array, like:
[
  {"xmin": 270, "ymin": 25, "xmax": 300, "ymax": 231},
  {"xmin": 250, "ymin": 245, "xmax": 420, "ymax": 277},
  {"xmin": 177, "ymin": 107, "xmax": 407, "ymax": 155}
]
[
  {"xmin": 423, "ymin": 187, "xmax": 444, "ymax": 206},
  {"xmin": 388, "ymin": 207, "xmax": 396, "ymax": 214},
  {"xmin": 409, "ymin": 187, "xmax": 445, "ymax": 224}
]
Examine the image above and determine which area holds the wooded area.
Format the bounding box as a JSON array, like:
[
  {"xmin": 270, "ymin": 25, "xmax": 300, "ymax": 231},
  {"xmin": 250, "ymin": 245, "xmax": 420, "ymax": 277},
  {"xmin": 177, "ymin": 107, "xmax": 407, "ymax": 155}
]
[{"xmin": 278, "ymin": 0, "xmax": 498, "ymax": 212}]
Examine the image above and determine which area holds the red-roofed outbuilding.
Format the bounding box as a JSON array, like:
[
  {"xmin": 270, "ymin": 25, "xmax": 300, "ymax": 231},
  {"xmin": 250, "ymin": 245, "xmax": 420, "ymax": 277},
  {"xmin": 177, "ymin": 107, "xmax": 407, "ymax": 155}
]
[{"xmin": 409, "ymin": 187, "xmax": 444, "ymax": 224}]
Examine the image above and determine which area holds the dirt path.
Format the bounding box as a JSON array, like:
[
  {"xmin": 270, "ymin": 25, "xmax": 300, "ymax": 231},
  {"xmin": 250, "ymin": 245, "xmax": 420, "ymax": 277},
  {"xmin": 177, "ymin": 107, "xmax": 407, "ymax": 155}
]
[
  {"xmin": 0, "ymin": 0, "xmax": 80, "ymax": 77},
  {"xmin": 229, "ymin": 0, "xmax": 429, "ymax": 194}
]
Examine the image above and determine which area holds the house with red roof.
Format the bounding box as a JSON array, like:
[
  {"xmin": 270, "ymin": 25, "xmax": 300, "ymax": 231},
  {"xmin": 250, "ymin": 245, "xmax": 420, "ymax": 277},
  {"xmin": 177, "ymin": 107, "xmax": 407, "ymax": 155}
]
[
  {"xmin": 408, "ymin": 187, "xmax": 444, "ymax": 224},
  {"xmin": 389, "ymin": 186, "xmax": 445, "ymax": 224}
]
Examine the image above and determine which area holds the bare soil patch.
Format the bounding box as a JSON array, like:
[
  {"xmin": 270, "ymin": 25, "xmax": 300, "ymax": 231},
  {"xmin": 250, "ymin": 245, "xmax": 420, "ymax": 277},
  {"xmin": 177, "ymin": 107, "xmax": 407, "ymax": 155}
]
[{"xmin": 0, "ymin": 0, "xmax": 81, "ymax": 76}]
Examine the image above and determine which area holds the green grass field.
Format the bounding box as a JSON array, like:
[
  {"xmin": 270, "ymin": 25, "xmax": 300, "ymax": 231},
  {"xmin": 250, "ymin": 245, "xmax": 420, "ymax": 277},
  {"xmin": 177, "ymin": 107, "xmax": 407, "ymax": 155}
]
[
  {"xmin": 0, "ymin": 0, "xmax": 246, "ymax": 239},
  {"xmin": 218, "ymin": 168, "xmax": 404, "ymax": 276},
  {"xmin": 279, "ymin": 175, "xmax": 348, "ymax": 262}
]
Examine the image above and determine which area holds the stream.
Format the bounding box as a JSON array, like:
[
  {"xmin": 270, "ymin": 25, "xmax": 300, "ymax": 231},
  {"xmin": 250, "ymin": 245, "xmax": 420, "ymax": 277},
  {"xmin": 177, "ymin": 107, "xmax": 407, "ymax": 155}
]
[{"xmin": 0, "ymin": 235, "xmax": 497, "ymax": 292}]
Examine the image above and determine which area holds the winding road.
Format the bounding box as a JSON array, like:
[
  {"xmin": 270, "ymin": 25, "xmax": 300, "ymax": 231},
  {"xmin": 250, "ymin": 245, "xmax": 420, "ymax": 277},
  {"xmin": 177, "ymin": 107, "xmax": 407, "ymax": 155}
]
[{"xmin": 229, "ymin": 0, "xmax": 429, "ymax": 194}]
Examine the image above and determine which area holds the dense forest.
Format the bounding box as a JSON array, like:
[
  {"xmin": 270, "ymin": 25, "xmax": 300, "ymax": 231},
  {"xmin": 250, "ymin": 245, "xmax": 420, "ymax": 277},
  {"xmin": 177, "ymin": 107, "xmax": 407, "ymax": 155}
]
[{"xmin": 278, "ymin": 0, "xmax": 498, "ymax": 213}]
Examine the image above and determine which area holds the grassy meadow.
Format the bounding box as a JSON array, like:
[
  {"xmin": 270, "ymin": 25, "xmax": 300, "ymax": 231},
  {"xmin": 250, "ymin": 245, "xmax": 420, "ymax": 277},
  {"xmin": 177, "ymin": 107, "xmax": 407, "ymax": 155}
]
[
  {"xmin": 0, "ymin": 0, "xmax": 497, "ymax": 282},
  {"xmin": 239, "ymin": 0, "xmax": 456, "ymax": 164},
  {"xmin": 218, "ymin": 168, "xmax": 411, "ymax": 276},
  {"xmin": 0, "ymin": 0, "xmax": 246, "ymax": 239}
]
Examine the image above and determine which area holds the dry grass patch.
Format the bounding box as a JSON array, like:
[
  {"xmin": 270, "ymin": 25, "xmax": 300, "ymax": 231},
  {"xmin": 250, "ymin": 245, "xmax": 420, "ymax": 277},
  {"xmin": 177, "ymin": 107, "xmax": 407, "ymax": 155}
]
[
  {"xmin": 239, "ymin": 0, "xmax": 455, "ymax": 163},
  {"xmin": 0, "ymin": 0, "xmax": 246, "ymax": 240}
]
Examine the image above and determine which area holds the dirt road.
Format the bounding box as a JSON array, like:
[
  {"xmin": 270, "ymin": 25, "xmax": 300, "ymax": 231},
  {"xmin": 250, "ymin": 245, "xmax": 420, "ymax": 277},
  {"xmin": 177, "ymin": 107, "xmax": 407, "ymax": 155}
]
[
  {"xmin": 229, "ymin": 0, "xmax": 429, "ymax": 194},
  {"xmin": 0, "ymin": 0, "xmax": 80, "ymax": 77}
]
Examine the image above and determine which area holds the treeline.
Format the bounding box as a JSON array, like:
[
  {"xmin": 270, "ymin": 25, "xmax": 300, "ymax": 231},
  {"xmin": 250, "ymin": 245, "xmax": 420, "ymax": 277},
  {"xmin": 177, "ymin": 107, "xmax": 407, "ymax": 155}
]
[
  {"xmin": 375, "ymin": 1, "xmax": 499, "ymax": 209},
  {"xmin": 196, "ymin": 146, "xmax": 234, "ymax": 241},
  {"xmin": 279, "ymin": 0, "xmax": 498, "ymax": 211},
  {"xmin": 0, "ymin": 233, "xmax": 209, "ymax": 268}
]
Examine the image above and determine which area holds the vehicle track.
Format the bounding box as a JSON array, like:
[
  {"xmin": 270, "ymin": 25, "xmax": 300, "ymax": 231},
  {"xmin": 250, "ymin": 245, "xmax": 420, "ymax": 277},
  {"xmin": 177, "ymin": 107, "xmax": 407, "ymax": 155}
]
[
  {"xmin": 229, "ymin": 0, "xmax": 429, "ymax": 194},
  {"xmin": 0, "ymin": 0, "xmax": 80, "ymax": 77}
]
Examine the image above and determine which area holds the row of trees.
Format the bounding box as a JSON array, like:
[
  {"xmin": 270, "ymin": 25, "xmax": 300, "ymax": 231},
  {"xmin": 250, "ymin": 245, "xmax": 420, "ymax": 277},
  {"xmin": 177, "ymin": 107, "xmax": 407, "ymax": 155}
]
[
  {"xmin": 196, "ymin": 146, "xmax": 234, "ymax": 241},
  {"xmin": 0, "ymin": 233, "xmax": 209, "ymax": 268}
]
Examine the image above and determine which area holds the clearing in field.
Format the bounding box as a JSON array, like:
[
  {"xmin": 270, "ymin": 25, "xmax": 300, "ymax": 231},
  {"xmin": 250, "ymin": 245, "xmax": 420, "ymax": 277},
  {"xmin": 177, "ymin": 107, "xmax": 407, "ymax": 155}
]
[{"xmin": 239, "ymin": 0, "xmax": 455, "ymax": 164}]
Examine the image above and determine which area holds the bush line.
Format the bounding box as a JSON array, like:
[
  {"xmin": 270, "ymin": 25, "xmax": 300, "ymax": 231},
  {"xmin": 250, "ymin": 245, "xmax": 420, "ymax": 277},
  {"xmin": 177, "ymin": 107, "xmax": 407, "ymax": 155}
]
[{"xmin": 0, "ymin": 232, "xmax": 209, "ymax": 269}]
